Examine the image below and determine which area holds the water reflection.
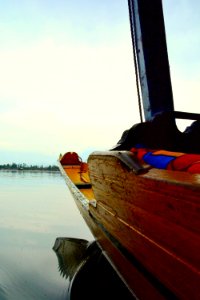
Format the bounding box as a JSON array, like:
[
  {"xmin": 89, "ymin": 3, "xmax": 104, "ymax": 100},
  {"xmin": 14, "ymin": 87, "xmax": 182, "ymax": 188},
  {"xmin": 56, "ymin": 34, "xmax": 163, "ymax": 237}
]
[
  {"xmin": 0, "ymin": 171, "xmax": 92, "ymax": 300},
  {"xmin": 53, "ymin": 237, "xmax": 135, "ymax": 300},
  {"xmin": 0, "ymin": 171, "xmax": 134, "ymax": 299},
  {"xmin": 53, "ymin": 237, "xmax": 90, "ymax": 281}
]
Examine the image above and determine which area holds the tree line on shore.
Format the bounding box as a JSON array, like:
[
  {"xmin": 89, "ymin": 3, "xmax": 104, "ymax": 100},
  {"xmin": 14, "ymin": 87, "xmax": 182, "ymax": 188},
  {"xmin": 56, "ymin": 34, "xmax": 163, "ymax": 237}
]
[{"xmin": 0, "ymin": 163, "xmax": 59, "ymax": 171}]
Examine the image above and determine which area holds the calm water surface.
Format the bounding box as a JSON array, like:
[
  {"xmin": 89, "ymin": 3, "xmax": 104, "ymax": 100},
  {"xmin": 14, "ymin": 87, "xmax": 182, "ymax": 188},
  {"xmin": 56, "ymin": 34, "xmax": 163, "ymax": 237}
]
[{"xmin": 0, "ymin": 171, "xmax": 93, "ymax": 300}]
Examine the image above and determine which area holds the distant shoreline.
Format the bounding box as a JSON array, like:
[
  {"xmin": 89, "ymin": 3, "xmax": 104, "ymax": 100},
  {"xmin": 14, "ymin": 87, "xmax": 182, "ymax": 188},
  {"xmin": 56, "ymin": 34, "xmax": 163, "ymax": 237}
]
[
  {"xmin": 0, "ymin": 169, "xmax": 60, "ymax": 173},
  {"xmin": 0, "ymin": 163, "xmax": 60, "ymax": 172}
]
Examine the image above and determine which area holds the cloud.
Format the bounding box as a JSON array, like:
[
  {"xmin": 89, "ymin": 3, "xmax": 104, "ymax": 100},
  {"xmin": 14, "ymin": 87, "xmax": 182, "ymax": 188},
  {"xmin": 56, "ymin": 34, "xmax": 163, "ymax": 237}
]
[
  {"xmin": 0, "ymin": 38, "xmax": 140, "ymax": 161},
  {"xmin": 2, "ymin": 0, "xmax": 200, "ymax": 165}
]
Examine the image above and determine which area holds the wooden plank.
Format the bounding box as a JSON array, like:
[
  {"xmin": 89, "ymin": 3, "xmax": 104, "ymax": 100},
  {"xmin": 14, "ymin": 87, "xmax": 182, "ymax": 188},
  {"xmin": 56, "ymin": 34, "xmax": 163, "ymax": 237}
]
[
  {"xmin": 89, "ymin": 204, "xmax": 200, "ymax": 299},
  {"xmin": 93, "ymin": 201, "xmax": 200, "ymax": 269},
  {"xmin": 72, "ymin": 193, "xmax": 167, "ymax": 300},
  {"xmin": 88, "ymin": 154, "xmax": 200, "ymax": 234},
  {"xmin": 88, "ymin": 153, "xmax": 200, "ymax": 299}
]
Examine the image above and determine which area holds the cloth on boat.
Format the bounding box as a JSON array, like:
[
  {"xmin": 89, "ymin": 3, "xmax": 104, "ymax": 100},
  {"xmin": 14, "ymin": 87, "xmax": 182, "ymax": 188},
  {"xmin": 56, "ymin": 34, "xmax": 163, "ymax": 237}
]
[
  {"xmin": 111, "ymin": 112, "xmax": 183, "ymax": 152},
  {"xmin": 130, "ymin": 147, "xmax": 200, "ymax": 174},
  {"xmin": 111, "ymin": 112, "xmax": 200, "ymax": 154}
]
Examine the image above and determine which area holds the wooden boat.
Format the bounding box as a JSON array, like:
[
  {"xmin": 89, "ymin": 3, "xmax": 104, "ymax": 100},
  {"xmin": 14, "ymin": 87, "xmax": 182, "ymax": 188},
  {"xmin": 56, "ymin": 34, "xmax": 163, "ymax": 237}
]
[{"xmin": 58, "ymin": 1, "xmax": 200, "ymax": 299}]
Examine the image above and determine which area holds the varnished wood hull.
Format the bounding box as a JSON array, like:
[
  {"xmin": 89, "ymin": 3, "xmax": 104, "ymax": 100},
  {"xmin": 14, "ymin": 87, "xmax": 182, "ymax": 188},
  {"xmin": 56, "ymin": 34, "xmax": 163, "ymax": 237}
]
[{"xmin": 59, "ymin": 151, "xmax": 200, "ymax": 299}]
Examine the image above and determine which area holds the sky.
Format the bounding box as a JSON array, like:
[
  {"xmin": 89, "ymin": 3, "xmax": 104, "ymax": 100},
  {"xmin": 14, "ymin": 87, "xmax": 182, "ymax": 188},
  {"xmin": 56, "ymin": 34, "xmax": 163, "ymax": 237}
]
[{"xmin": 0, "ymin": 0, "xmax": 200, "ymax": 165}]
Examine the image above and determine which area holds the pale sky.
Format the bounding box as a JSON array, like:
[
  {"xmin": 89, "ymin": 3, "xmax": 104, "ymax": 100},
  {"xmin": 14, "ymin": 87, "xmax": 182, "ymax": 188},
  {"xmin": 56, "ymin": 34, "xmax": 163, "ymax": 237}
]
[{"xmin": 0, "ymin": 0, "xmax": 200, "ymax": 165}]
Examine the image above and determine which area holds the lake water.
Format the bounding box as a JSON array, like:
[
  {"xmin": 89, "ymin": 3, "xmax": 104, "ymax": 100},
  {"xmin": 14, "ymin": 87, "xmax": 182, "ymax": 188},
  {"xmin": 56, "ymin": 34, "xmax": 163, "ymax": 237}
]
[{"xmin": 0, "ymin": 170, "xmax": 93, "ymax": 300}]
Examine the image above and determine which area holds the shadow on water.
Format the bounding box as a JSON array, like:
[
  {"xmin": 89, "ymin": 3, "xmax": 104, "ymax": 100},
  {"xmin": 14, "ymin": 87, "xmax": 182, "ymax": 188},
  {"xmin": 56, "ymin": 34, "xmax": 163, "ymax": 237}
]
[{"xmin": 53, "ymin": 237, "xmax": 136, "ymax": 300}]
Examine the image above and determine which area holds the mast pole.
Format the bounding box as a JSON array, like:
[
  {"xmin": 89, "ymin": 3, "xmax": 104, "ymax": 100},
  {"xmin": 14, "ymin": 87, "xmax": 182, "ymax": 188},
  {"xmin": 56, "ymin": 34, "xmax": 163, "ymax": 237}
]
[{"xmin": 128, "ymin": 0, "xmax": 174, "ymax": 121}]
